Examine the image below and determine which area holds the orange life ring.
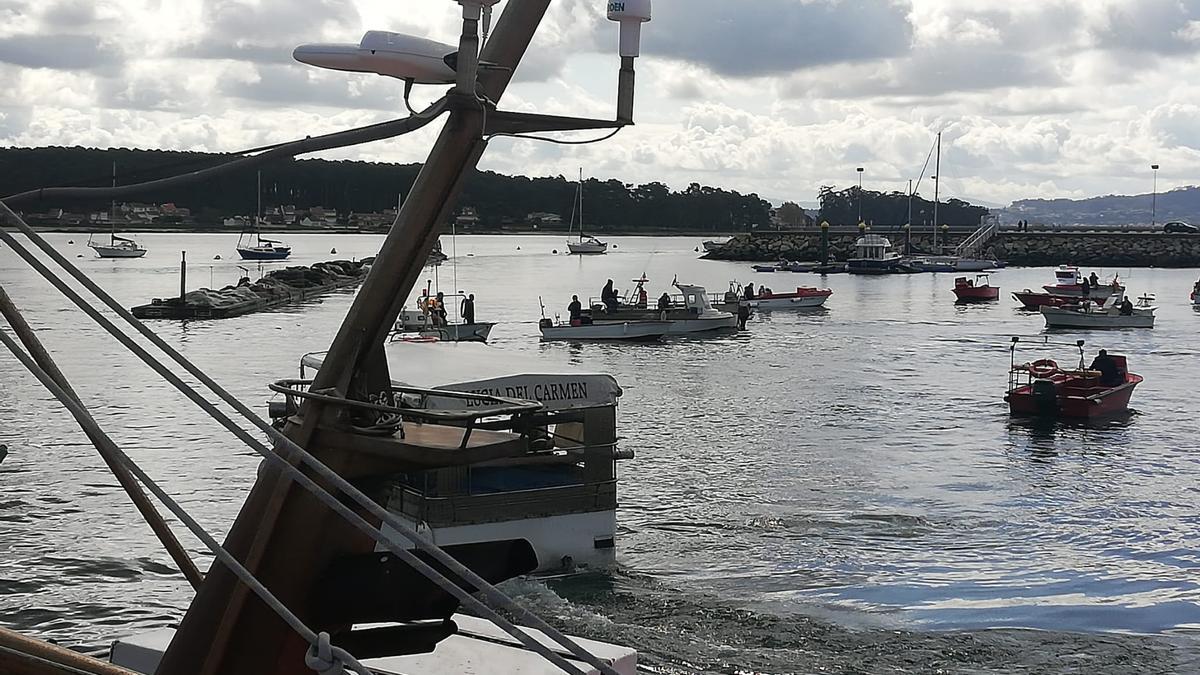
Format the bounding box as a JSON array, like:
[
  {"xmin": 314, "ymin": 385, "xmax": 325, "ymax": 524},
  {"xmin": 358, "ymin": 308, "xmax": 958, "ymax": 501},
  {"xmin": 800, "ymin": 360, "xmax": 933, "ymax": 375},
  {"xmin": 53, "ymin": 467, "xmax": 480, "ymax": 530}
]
[{"xmin": 1029, "ymin": 359, "xmax": 1060, "ymax": 378}]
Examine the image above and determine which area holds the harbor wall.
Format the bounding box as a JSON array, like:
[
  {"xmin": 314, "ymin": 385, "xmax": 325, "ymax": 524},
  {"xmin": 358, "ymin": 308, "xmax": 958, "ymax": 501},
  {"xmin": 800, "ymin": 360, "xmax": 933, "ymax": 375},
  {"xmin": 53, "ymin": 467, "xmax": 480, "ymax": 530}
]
[{"xmin": 704, "ymin": 231, "xmax": 1200, "ymax": 267}]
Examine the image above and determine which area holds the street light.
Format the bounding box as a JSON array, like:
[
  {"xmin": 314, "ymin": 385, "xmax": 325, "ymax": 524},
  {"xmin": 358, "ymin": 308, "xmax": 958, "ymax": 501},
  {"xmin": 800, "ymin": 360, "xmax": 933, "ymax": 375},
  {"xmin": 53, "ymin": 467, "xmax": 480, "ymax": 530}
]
[
  {"xmin": 856, "ymin": 167, "xmax": 864, "ymax": 224},
  {"xmin": 1151, "ymin": 164, "xmax": 1160, "ymax": 227}
]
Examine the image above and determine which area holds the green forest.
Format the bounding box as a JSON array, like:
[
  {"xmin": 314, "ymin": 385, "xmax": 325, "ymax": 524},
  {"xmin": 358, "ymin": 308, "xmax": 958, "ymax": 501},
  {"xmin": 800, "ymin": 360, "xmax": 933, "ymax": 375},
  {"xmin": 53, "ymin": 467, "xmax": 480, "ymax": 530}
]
[
  {"xmin": 817, "ymin": 185, "xmax": 989, "ymax": 227},
  {"xmin": 0, "ymin": 147, "xmax": 774, "ymax": 232}
]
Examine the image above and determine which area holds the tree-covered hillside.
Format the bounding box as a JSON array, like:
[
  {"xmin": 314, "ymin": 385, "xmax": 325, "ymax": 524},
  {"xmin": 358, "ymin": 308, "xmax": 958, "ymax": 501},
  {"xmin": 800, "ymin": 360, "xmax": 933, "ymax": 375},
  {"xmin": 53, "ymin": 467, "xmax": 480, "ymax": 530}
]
[{"xmin": 0, "ymin": 146, "xmax": 774, "ymax": 231}]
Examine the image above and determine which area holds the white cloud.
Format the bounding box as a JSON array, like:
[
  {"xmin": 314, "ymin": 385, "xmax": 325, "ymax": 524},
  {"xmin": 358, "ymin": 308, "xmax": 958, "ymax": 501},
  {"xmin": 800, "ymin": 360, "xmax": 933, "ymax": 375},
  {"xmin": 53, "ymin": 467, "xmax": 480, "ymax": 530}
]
[{"xmin": 1, "ymin": 0, "xmax": 1199, "ymax": 208}]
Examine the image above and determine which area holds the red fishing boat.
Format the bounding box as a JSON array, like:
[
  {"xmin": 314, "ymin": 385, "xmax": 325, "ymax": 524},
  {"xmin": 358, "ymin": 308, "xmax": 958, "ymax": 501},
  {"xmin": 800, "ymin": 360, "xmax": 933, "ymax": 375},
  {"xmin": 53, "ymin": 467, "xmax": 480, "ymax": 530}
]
[
  {"xmin": 952, "ymin": 274, "xmax": 999, "ymax": 302},
  {"xmin": 1012, "ymin": 290, "xmax": 1105, "ymax": 310},
  {"xmin": 1004, "ymin": 337, "xmax": 1142, "ymax": 418}
]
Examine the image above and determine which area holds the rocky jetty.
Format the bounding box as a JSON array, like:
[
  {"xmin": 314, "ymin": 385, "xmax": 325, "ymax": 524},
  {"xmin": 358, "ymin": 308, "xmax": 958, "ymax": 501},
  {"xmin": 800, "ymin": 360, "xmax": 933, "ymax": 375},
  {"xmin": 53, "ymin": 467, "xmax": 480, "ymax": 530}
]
[
  {"xmin": 703, "ymin": 231, "xmax": 1200, "ymax": 267},
  {"xmin": 132, "ymin": 260, "xmax": 369, "ymax": 319}
]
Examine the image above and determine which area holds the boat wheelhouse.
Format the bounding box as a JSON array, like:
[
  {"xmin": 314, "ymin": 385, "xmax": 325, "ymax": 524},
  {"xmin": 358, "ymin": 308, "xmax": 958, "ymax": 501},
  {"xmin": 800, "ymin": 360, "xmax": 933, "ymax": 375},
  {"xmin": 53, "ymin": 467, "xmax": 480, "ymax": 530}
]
[
  {"xmin": 847, "ymin": 234, "xmax": 902, "ymax": 274},
  {"xmin": 592, "ymin": 278, "xmax": 738, "ymax": 333},
  {"xmin": 1005, "ymin": 337, "xmax": 1142, "ymax": 418},
  {"xmin": 296, "ymin": 341, "xmax": 629, "ymax": 574}
]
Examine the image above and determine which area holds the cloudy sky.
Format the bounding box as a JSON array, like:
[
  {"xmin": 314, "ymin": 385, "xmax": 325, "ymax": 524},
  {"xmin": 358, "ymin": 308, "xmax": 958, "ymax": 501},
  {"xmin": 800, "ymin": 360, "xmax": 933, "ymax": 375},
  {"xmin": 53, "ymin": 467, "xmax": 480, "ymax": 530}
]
[{"xmin": 1, "ymin": 0, "xmax": 1198, "ymax": 207}]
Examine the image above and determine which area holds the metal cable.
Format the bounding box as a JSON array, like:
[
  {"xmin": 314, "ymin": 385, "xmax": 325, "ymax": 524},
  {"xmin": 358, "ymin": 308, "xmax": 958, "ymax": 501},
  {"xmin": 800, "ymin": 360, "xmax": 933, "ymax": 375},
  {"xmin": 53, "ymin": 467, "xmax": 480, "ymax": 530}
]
[
  {"xmin": 0, "ymin": 212, "xmax": 619, "ymax": 675},
  {"xmin": 0, "ymin": 328, "xmax": 374, "ymax": 675}
]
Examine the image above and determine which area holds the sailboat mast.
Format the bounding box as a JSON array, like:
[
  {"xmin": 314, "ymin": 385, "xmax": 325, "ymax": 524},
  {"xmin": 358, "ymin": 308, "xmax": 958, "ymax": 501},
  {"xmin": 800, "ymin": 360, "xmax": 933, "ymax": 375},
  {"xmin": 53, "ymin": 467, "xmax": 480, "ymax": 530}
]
[
  {"xmin": 110, "ymin": 162, "xmax": 117, "ymax": 244},
  {"xmin": 256, "ymin": 170, "xmax": 263, "ymax": 246},
  {"xmin": 933, "ymin": 132, "xmax": 941, "ymax": 250},
  {"xmin": 578, "ymin": 168, "xmax": 584, "ymax": 242}
]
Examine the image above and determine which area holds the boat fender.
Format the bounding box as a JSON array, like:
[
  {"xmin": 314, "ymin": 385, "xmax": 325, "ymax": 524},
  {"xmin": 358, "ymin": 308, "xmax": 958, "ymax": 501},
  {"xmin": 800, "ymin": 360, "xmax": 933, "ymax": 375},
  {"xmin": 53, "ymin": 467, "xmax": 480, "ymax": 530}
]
[{"xmin": 1029, "ymin": 359, "xmax": 1059, "ymax": 378}]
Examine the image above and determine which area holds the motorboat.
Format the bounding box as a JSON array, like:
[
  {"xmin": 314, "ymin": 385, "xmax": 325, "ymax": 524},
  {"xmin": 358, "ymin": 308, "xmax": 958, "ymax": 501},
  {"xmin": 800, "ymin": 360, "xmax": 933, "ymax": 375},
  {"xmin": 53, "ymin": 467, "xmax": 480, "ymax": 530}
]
[
  {"xmin": 778, "ymin": 260, "xmax": 820, "ymax": 273},
  {"xmin": 1041, "ymin": 295, "xmax": 1155, "ymax": 329},
  {"xmin": 594, "ymin": 278, "xmax": 739, "ymax": 334},
  {"xmin": 565, "ymin": 168, "xmax": 608, "ymax": 255},
  {"xmin": 749, "ymin": 286, "xmax": 832, "ymax": 309},
  {"xmin": 88, "ymin": 232, "xmax": 147, "ymax": 258},
  {"xmin": 847, "ymin": 234, "xmax": 902, "ymax": 274},
  {"xmin": 1043, "ymin": 264, "xmax": 1123, "ymax": 297},
  {"xmin": 1005, "ymin": 337, "xmax": 1142, "ymax": 418},
  {"xmin": 298, "ymin": 341, "xmax": 630, "ymax": 574},
  {"xmin": 394, "ymin": 291, "xmax": 494, "ymax": 343},
  {"xmin": 906, "ymin": 255, "xmax": 998, "ymax": 272},
  {"xmin": 952, "ymin": 274, "xmax": 999, "ymax": 302},
  {"xmin": 752, "ymin": 264, "xmax": 778, "ymax": 273},
  {"xmin": 539, "ymin": 317, "xmax": 670, "ymax": 341}
]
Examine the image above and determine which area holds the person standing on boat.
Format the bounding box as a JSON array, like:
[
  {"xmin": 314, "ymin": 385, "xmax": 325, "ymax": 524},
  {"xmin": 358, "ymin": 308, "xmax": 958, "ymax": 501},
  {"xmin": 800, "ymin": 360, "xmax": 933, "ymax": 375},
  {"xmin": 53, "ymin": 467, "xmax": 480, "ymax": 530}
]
[
  {"xmin": 737, "ymin": 302, "xmax": 751, "ymax": 330},
  {"xmin": 1089, "ymin": 349, "xmax": 1122, "ymax": 385},
  {"xmin": 637, "ymin": 286, "xmax": 648, "ymax": 309},
  {"xmin": 1081, "ymin": 282, "xmax": 1091, "ymax": 302},
  {"xmin": 744, "ymin": 283, "xmax": 755, "ymax": 301},
  {"xmin": 1089, "ymin": 272, "xmax": 1099, "ymax": 288},
  {"xmin": 1119, "ymin": 297, "xmax": 1134, "ymax": 316},
  {"xmin": 435, "ymin": 292, "xmax": 448, "ymax": 326},
  {"xmin": 462, "ymin": 293, "xmax": 476, "ymax": 325},
  {"xmin": 601, "ymin": 279, "xmax": 618, "ymax": 311},
  {"xmin": 568, "ymin": 295, "xmax": 583, "ymax": 322},
  {"xmin": 657, "ymin": 292, "xmax": 672, "ymax": 311}
]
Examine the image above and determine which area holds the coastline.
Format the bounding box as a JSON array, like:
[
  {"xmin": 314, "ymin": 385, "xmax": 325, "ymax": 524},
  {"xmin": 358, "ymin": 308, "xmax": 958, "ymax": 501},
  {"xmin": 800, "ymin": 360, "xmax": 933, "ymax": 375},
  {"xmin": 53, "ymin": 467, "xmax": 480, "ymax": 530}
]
[{"xmin": 30, "ymin": 226, "xmax": 746, "ymax": 237}]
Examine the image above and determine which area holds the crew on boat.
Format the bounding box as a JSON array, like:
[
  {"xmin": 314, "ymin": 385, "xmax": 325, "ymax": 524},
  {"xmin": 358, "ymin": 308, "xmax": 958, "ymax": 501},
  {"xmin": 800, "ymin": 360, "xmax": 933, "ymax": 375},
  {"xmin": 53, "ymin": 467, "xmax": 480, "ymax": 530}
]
[
  {"xmin": 601, "ymin": 279, "xmax": 619, "ymax": 311},
  {"xmin": 568, "ymin": 295, "xmax": 583, "ymax": 322},
  {"xmin": 462, "ymin": 293, "xmax": 476, "ymax": 324},
  {"xmin": 1089, "ymin": 271, "xmax": 1099, "ymax": 288},
  {"xmin": 434, "ymin": 292, "xmax": 448, "ymax": 326},
  {"xmin": 737, "ymin": 303, "xmax": 751, "ymax": 330},
  {"xmin": 1089, "ymin": 349, "xmax": 1122, "ymax": 385},
  {"xmin": 1119, "ymin": 297, "xmax": 1134, "ymax": 316},
  {"xmin": 637, "ymin": 286, "xmax": 648, "ymax": 309},
  {"xmin": 657, "ymin": 292, "xmax": 672, "ymax": 311},
  {"xmin": 743, "ymin": 283, "xmax": 755, "ymax": 301}
]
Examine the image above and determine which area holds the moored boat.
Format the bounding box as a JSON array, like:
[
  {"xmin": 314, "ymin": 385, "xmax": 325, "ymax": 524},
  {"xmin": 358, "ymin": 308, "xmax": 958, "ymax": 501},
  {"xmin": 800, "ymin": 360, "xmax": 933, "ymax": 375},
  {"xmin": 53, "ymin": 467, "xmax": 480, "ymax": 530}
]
[
  {"xmin": 752, "ymin": 264, "xmax": 778, "ymax": 273},
  {"xmin": 88, "ymin": 233, "xmax": 148, "ymax": 258},
  {"xmin": 1005, "ymin": 337, "xmax": 1142, "ymax": 418},
  {"xmin": 952, "ymin": 274, "xmax": 999, "ymax": 302},
  {"xmin": 749, "ymin": 286, "xmax": 832, "ymax": 309},
  {"xmin": 847, "ymin": 234, "xmax": 902, "ymax": 275},
  {"xmin": 566, "ymin": 168, "xmax": 608, "ymax": 255},
  {"xmin": 1013, "ymin": 290, "xmax": 1107, "ymax": 310}
]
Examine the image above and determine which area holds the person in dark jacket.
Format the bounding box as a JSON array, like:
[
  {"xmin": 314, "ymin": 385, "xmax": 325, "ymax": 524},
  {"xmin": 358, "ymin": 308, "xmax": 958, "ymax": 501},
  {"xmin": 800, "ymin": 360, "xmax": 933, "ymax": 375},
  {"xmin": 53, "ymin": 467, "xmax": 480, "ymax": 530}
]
[
  {"xmin": 601, "ymin": 279, "xmax": 618, "ymax": 311},
  {"xmin": 737, "ymin": 303, "xmax": 751, "ymax": 330},
  {"xmin": 461, "ymin": 293, "xmax": 476, "ymax": 324},
  {"xmin": 657, "ymin": 292, "xmax": 672, "ymax": 311},
  {"xmin": 1119, "ymin": 297, "xmax": 1134, "ymax": 315},
  {"xmin": 1089, "ymin": 271, "xmax": 1099, "ymax": 288},
  {"xmin": 1089, "ymin": 349, "xmax": 1122, "ymax": 385},
  {"xmin": 743, "ymin": 283, "xmax": 755, "ymax": 301},
  {"xmin": 568, "ymin": 295, "xmax": 583, "ymax": 320}
]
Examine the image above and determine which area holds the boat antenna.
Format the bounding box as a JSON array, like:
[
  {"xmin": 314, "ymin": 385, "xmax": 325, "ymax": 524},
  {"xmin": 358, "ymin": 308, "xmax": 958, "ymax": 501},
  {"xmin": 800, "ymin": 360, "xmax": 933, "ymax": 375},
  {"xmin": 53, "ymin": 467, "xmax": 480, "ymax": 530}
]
[{"xmin": 538, "ymin": 295, "xmax": 546, "ymax": 319}]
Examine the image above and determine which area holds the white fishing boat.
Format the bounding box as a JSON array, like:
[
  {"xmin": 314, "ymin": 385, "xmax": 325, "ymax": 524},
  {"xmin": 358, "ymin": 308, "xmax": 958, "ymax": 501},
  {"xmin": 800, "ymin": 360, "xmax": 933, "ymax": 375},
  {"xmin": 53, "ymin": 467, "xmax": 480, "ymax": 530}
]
[
  {"xmin": 596, "ymin": 278, "xmax": 738, "ymax": 333},
  {"xmin": 750, "ymin": 286, "xmax": 833, "ymax": 309},
  {"xmin": 298, "ymin": 341, "xmax": 628, "ymax": 573},
  {"xmin": 847, "ymin": 234, "xmax": 902, "ymax": 274},
  {"xmin": 566, "ymin": 168, "xmax": 608, "ymax": 255},
  {"xmin": 1041, "ymin": 295, "xmax": 1156, "ymax": 329},
  {"xmin": 88, "ymin": 232, "xmax": 147, "ymax": 258},
  {"xmin": 540, "ymin": 318, "xmax": 671, "ymax": 341}
]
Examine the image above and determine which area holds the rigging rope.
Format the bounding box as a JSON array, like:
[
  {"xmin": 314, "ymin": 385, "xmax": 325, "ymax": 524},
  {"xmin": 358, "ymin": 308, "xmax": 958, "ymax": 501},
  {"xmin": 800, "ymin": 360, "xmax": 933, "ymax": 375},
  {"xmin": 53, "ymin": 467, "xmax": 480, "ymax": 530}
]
[
  {"xmin": 0, "ymin": 329, "xmax": 373, "ymax": 675},
  {"xmin": 0, "ymin": 208, "xmax": 619, "ymax": 675}
]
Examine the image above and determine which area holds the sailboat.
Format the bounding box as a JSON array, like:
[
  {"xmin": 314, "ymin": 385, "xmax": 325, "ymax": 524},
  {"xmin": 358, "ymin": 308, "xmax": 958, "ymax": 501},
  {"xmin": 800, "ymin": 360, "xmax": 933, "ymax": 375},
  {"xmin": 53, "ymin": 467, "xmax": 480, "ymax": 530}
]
[
  {"xmin": 236, "ymin": 171, "xmax": 292, "ymax": 261},
  {"xmin": 88, "ymin": 163, "xmax": 147, "ymax": 258},
  {"xmin": 566, "ymin": 168, "xmax": 608, "ymax": 255}
]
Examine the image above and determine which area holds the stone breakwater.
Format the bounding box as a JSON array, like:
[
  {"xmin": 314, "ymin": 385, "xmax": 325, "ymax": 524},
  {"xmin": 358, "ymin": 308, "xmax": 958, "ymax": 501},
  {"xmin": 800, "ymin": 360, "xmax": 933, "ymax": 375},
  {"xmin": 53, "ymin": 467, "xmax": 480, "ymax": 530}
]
[{"xmin": 704, "ymin": 231, "xmax": 1200, "ymax": 267}]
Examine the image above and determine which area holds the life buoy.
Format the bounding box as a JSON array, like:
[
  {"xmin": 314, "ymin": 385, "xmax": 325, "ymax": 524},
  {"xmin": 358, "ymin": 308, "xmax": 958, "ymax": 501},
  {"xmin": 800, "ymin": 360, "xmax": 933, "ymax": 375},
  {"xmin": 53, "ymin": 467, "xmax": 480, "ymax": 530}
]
[{"xmin": 1028, "ymin": 359, "xmax": 1059, "ymax": 378}]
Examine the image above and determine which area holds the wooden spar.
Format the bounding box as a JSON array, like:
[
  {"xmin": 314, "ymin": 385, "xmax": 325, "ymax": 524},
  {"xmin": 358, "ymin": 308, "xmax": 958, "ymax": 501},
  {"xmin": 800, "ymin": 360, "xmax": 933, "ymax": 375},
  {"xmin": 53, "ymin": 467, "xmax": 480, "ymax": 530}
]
[
  {"xmin": 0, "ymin": 285, "xmax": 204, "ymax": 590},
  {"xmin": 156, "ymin": 3, "xmax": 554, "ymax": 673},
  {"xmin": 0, "ymin": 626, "xmax": 137, "ymax": 675}
]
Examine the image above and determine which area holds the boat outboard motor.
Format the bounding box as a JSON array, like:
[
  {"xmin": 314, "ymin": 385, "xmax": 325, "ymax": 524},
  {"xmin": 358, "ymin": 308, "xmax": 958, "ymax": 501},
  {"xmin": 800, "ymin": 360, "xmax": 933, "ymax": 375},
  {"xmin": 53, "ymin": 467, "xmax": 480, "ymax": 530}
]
[{"xmin": 1031, "ymin": 378, "xmax": 1059, "ymax": 416}]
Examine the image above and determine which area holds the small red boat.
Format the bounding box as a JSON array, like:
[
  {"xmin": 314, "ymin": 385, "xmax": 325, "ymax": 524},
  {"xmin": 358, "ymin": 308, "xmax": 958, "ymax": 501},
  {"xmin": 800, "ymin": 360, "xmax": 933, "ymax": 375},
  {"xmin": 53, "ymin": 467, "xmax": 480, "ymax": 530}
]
[
  {"xmin": 952, "ymin": 274, "xmax": 999, "ymax": 301},
  {"xmin": 1012, "ymin": 290, "xmax": 1105, "ymax": 310},
  {"xmin": 1004, "ymin": 337, "xmax": 1142, "ymax": 418}
]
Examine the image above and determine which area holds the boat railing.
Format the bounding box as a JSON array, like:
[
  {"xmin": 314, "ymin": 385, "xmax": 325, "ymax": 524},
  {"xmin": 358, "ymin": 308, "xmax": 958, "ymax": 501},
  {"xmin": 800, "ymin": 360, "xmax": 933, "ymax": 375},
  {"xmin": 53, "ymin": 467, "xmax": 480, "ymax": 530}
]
[{"xmin": 269, "ymin": 378, "xmax": 543, "ymax": 448}]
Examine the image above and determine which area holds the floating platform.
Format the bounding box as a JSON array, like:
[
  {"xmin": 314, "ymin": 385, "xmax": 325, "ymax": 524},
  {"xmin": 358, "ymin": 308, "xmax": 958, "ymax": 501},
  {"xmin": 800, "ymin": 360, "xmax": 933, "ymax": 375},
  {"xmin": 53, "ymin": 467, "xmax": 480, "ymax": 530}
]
[{"xmin": 131, "ymin": 259, "xmax": 370, "ymax": 320}]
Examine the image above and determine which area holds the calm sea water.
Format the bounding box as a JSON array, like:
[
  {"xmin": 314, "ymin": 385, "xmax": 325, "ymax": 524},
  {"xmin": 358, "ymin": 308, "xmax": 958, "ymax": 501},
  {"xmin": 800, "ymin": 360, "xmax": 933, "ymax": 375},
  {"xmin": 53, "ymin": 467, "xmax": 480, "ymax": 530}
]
[{"xmin": 1, "ymin": 233, "xmax": 1199, "ymax": 673}]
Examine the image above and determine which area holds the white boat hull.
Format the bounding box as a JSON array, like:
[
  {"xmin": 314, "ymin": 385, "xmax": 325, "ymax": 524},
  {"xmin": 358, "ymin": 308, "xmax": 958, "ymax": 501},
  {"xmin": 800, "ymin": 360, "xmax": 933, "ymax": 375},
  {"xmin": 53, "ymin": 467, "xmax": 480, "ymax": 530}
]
[
  {"xmin": 1041, "ymin": 307, "xmax": 1155, "ymax": 329},
  {"xmin": 540, "ymin": 321, "xmax": 669, "ymax": 341},
  {"xmin": 382, "ymin": 510, "xmax": 616, "ymax": 574},
  {"xmin": 91, "ymin": 246, "xmax": 147, "ymax": 258},
  {"xmin": 750, "ymin": 295, "xmax": 830, "ymax": 309}
]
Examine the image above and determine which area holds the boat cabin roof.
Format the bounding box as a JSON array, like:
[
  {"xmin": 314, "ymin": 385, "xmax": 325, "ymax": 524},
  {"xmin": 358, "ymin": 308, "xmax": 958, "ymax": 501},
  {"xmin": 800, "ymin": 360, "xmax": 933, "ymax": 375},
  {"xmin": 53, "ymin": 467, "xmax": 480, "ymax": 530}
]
[{"xmin": 301, "ymin": 342, "xmax": 622, "ymax": 411}]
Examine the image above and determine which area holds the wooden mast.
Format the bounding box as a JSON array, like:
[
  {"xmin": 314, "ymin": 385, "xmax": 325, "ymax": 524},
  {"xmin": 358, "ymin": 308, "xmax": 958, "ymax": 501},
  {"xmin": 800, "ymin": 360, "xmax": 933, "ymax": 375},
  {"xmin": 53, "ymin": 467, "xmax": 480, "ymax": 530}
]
[{"xmin": 156, "ymin": 3, "xmax": 552, "ymax": 673}]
